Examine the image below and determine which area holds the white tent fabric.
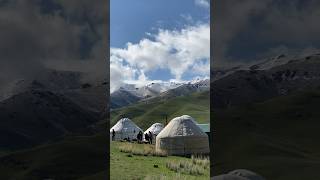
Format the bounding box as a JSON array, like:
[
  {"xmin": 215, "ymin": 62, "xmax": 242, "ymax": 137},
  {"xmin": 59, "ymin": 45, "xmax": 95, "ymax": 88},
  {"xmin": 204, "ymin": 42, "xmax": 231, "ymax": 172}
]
[
  {"xmin": 110, "ymin": 118, "xmax": 143, "ymax": 141},
  {"xmin": 144, "ymin": 123, "xmax": 164, "ymax": 141},
  {"xmin": 144, "ymin": 123, "xmax": 164, "ymax": 135},
  {"xmin": 156, "ymin": 115, "xmax": 209, "ymax": 155}
]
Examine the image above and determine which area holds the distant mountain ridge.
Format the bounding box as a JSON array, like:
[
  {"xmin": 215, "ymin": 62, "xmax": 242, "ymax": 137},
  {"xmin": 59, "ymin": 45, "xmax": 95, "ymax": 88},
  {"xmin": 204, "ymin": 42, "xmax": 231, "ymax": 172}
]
[
  {"xmin": 110, "ymin": 78, "xmax": 209, "ymax": 109},
  {"xmin": 0, "ymin": 69, "xmax": 107, "ymax": 150},
  {"xmin": 211, "ymin": 52, "xmax": 320, "ymax": 108}
]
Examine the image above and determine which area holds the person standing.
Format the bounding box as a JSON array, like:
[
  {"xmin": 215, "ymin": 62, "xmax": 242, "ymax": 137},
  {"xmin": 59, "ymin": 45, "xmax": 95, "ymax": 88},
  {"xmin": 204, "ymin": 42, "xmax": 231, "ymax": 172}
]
[
  {"xmin": 149, "ymin": 131, "xmax": 153, "ymax": 144},
  {"xmin": 145, "ymin": 133, "xmax": 149, "ymax": 144},
  {"xmin": 112, "ymin": 129, "xmax": 115, "ymax": 141}
]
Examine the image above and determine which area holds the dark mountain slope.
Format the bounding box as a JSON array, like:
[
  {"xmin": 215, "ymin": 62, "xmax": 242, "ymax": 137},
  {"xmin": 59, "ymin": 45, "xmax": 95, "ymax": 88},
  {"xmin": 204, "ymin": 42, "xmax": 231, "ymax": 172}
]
[
  {"xmin": 110, "ymin": 89, "xmax": 142, "ymax": 109},
  {"xmin": 0, "ymin": 90, "xmax": 100, "ymax": 150},
  {"xmin": 211, "ymin": 55, "xmax": 320, "ymax": 108}
]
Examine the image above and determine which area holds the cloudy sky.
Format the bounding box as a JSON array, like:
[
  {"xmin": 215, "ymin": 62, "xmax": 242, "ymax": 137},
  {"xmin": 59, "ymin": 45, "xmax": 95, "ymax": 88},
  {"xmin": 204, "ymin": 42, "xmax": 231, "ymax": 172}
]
[
  {"xmin": 110, "ymin": 0, "xmax": 210, "ymax": 93},
  {"xmin": 213, "ymin": 0, "xmax": 320, "ymax": 67},
  {"xmin": 0, "ymin": 0, "xmax": 107, "ymax": 90}
]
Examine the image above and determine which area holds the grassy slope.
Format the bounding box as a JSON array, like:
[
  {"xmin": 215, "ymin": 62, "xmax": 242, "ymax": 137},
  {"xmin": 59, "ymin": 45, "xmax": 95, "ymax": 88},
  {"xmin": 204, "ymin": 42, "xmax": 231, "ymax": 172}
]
[
  {"xmin": 213, "ymin": 90, "xmax": 320, "ymax": 180},
  {"xmin": 0, "ymin": 91, "xmax": 209, "ymax": 179},
  {"xmin": 111, "ymin": 91, "xmax": 210, "ymax": 130},
  {"xmin": 110, "ymin": 141, "xmax": 209, "ymax": 180},
  {"xmin": 0, "ymin": 134, "xmax": 107, "ymax": 180}
]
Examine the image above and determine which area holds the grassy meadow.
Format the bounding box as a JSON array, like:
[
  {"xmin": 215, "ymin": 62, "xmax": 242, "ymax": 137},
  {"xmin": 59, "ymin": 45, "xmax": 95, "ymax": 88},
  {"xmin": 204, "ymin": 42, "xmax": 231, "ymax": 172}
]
[
  {"xmin": 110, "ymin": 141, "xmax": 210, "ymax": 180},
  {"xmin": 212, "ymin": 90, "xmax": 320, "ymax": 180},
  {"xmin": 0, "ymin": 134, "xmax": 107, "ymax": 180}
]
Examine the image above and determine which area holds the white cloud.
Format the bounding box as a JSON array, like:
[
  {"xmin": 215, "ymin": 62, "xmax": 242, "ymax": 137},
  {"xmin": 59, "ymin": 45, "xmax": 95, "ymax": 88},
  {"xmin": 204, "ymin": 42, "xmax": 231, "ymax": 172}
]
[
  {"xmin": 110, "ymin": 55, "xmax": 137, "ymax": 93},
  {"xmin": 110, "ymin": 23, "xmax": 210, "ymax": 93},
  {"xmin": 195, "ymin": 0, "xmax": 210, "ymax": 9},
  {"xmin": 191, "ymin": 60, "xmax": 210, "ymax": 76}
]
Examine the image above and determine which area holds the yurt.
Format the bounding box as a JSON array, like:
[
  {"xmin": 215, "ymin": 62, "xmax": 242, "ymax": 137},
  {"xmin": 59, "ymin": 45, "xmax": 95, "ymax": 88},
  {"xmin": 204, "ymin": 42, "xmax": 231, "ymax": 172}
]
[
  {"xmin": 144, "ymin": 123, "xmax": 164, "ymax": 141},
  {"xmin": 156, "ymin": 115, "xmax": 209, "ymax": 155},
  {"xmin": 110, "ymin": 118, "xmax": 143, "ymax": 141}
]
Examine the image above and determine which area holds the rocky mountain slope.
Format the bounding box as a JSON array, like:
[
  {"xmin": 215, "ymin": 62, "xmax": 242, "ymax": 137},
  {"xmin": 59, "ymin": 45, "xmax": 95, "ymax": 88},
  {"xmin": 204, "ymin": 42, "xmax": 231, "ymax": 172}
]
[
  {"xmin": 211, "ymin": 53, "xmax": 320, "ymax": 108},
  {"xmin": 0, "ymin": 69, "xmax": 107, "ymax": 150},
  {"xmin": 111, "ymin": 79, "xmax": 209, "ymax": 109}
]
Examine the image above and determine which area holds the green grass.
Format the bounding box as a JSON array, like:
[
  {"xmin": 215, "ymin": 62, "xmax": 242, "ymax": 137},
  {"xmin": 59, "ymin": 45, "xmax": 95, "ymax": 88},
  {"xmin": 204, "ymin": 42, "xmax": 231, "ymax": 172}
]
[
  {"xmin": 166, "ymin": 155, "xmax": 209, "ymax": 176},
  {"xmin": 111, "ymin": 91, "xmax": 210, "ymax": 130},
  {"xmin": 0, "ymin": 134, "xmax": 108, "ymax": 180},
  {"xmin": 212, "ymin": 90, "xmax": 320, "ymax": 180},
  {"xmin": 110, "ymin": 141, "xmax": 209, "ymax": 180}
]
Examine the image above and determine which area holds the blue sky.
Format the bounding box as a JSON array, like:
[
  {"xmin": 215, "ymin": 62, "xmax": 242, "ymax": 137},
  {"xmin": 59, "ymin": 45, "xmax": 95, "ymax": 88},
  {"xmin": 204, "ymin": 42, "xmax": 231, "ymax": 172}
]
[
  {"xmin": 111, "ymin": 0, "xmax": 209, "ymax": 48},
  {"xmin": 110, "ymin": 0, "xmax": 210, "ymax": 92}
]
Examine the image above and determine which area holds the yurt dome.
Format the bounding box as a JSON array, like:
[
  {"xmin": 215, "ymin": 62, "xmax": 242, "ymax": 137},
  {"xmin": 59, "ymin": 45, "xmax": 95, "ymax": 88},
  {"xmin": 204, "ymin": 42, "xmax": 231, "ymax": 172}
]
[
  {"xmin": 144, "ymin": 123, "xmax": 164, "ymax": 135},
  {"xmin": 143, "ymin": 123, "xmax": 164, "ymax": 141},
  {"xmin": 110, "ymin": 118, "xmax": 143, "ymax": 141},
  {"xmin": 156, "ymin": 115, "xmax": 209, "ymax": 155}
]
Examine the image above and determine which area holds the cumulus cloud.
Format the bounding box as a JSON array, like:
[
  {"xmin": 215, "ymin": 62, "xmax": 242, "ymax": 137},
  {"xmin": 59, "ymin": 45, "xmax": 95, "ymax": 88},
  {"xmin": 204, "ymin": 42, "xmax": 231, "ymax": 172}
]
[
  {"xmin": 213, "ymin": 0, "xmax": 320, "ymax": 66},
  {"xmin": 195, "ymin": 0, "xmax": 210, "ymax": 9},
  {"xmin": 110, "ymin": 23, "xmax": 210, "ymax": 92},
  {"xmin": 213, "ymin": 0, "xmax": 271, "ymax": 65},
  {"xmin": 0, "ymin": 0, "xmax": 107, "ymax": 89}
]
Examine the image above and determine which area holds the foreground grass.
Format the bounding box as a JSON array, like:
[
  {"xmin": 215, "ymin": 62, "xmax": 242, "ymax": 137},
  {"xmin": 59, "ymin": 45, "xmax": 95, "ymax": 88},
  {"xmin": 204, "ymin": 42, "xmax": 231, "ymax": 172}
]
[
  {"xmin": 110, "ymin": 141, "xmax": 209, "ymax": 180},
  {"xmin": 166, "ymin": 155, "xmax": 209, "ymax": 176},
  {"xmin": 118, "ymin": 143, "xmax": 168, "ymax": 157},
  {"xmin": 213, "ymin": 90, "xmax": 320, "ymax": 180},
  {"xmin": 0, "ymin": 134, "xmax": 107, "ymax": 180}
]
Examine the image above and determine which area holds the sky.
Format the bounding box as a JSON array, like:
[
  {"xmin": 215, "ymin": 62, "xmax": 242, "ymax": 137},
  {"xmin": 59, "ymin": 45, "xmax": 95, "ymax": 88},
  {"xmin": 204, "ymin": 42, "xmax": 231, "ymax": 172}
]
[
  {"xmin": 213, "ymin": 0, "xmax": 320, "ymax": 67},
  {"xmin": 110, "ymin": 0, "xmax": 210, "ymax": 93},
  {"xmin": 0, "ymin": 0, "xmax": 107, "ymax": 91}
]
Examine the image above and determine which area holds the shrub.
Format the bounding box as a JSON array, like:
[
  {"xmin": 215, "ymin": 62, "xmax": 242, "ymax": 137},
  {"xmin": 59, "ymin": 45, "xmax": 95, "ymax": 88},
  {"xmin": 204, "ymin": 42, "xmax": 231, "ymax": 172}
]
[
  {"xmin": 191, "ymin": 155, "xmax": 210, "ymax": 169},
  {"xmin": 166, "ymin": 160, "xmax": 205, "ymax": 176},
  {"xmin": 118, "ymin": 143, "xmax": 167, "ymax": 157}
]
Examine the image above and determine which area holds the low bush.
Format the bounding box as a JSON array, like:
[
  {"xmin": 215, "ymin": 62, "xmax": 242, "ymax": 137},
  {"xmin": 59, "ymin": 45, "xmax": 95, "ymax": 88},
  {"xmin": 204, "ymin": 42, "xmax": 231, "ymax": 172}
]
[{"xmin": 118, "ymin": 143, "xmax": 167, "ymax": 157}]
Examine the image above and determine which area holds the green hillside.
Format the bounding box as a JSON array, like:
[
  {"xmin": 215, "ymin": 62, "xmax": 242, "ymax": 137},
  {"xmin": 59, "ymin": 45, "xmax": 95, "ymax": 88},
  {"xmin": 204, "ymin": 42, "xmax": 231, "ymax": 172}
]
[
  {"xmin": 213, "ymin": 90, "xmax": 320, "ymax": 180},
  {"xmin": 111, "ymin": 91, "xmax": 210, "ymax": 130},
  {"xmin": 0, "ymin": 134, "xmax": 107, "ymax": 180}
]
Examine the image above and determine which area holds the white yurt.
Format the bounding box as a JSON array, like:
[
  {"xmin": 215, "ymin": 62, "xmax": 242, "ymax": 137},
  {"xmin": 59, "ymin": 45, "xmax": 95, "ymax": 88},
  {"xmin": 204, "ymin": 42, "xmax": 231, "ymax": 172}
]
[
  {"xmin": 144, "ymin": 123, "xmax": 164, "ymax": 141},
  {"xmin": 156, "ymin": 115, "xmax": 209, "ymax": 155},
  {"xmin": 110, "ymin": 118, "xmax": 143, "ymax": 141}
]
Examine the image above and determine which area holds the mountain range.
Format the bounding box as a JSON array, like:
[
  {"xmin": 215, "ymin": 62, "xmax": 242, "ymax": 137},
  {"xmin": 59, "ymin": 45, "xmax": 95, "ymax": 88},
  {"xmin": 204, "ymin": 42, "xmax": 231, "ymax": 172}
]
[
  {"xmin": 110, "ymin": 78, "xmax": 209, "ymax": 109},
  {"xmin": 0, "ymin": 69, "xmax": 107, "ymax": 150},
  {"xmin": 211, "ymin": 52, "xmax": 320, "ymax": 179},
  {"xmin": 0, "ymin": 51, "xmax": 320, "ymax": 179},
  {"xmin": 211, "ymin": 52, "xmax": 320, "ymax": 108}
]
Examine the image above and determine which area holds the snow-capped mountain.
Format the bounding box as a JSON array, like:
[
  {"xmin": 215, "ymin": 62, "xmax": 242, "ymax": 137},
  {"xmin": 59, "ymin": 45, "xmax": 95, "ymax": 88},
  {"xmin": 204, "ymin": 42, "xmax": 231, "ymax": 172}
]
[
  {"xmin": 0, "ymin": 69, "xmax": 107, "ymax": 149},
  {"xmin": 111, "ymin": 78, "xmax": 209, "ymax": 109},
  {"xmin": 115, "ymin": 81, "xmax": 184, "ymax": 98},
  {"xmin": 211, "ymin": 52, "xmax": 320, "ymax": 108}
]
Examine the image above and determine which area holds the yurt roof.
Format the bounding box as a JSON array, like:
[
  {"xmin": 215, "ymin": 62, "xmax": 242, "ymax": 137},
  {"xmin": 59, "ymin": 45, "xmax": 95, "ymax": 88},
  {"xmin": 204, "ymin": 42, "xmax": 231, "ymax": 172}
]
[
  {"xmin": 144, "ymin": 123, "xmax": 164, "ymax": 134},
  {"xmin": 110, "ymin": 118, "xmax": 142, "ymax": 132},
  {"xmin": 157, "ymin": 115, "xmax": 207, "ymax": 138}
]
